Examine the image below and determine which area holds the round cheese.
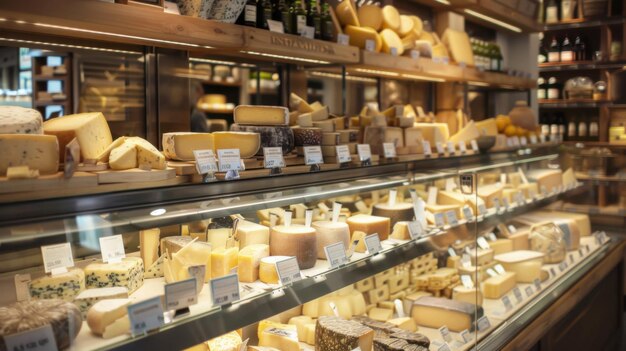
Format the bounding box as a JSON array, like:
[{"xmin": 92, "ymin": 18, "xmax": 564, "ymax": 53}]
[
  {"xmin": 231, "ymin": 124, "xmax": 294, "ymax": 156},
  {"xmin": 409, "ymin": 16, "xmax": 423, "ymax": 37},
  {"xmin": 312, "ymin": 221, "xmax": 350, "ymax": 259},
  {"xmin": 212, "ymin": 131, "xmax": 261, "ymax": 159},
  {"xmin": 398, "ymin": 15, "xmax": 414, "ymax": 37},
  {"xmin": 372, "ymin": 202, "xmax": 414, "ymax": 226},
  {"xmin": 0, "ymin": 106, "xmax": 43, "ymax": 134},
  {"xmin": 0, "ymin": 300, "xmax": 82, "ymax": 350},
  {"xmin": 292, "ymin": 127, "xmax": 322, "ymax": 146},
  {"xmin": 335, "ymin": 0, "xmax": 360, "ymax": 26},
  {"xmin": 345, "ymin": 25, "xmax": 382, "ymax": 52},
  {"xmin": 381, "ymin": 5, "xmax": 401, "ymax": 32},
  {"xmin": 380, "ymin": 29, "xmax": 404, "ymax": 56},
  {"xmin": 259, "ymin": 256, "xmax": 290, "ymax": 284},
  {"xmin": 357, "ymin": 4, "xmax": 383, "ymax": 31},
  {"xmin": 270, "ymin": 225, "xmax": 317, "ymax": 269}
]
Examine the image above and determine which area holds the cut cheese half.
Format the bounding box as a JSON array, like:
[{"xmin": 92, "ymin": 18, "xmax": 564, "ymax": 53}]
[
  {"xmin": 234, "ymin": 105, "xmax": 289, "ymax": 126},
  {"xmin": 212, "ymin": 131, "xmax": 260, "ymax": 159}
]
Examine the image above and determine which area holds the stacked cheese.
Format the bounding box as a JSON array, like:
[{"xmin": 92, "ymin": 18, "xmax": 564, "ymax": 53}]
[
  {"xmin": 231, "ymin": 105, "xmax": 294, "ymax": 156},
  {"xmin": 100, "ymin": 136, "xmax": 166, "ymax": 170},
  {"xmin": 163, "ymin": 130, "xmax": 261, "ymax": 160}
]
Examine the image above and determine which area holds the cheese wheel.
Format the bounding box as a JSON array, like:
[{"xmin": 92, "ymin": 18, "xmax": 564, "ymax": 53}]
[
  {"xmin": 212, "ymin": 131, "xmax": 261, "ymax": 159},
  {"xmin": 259, "ymin": 256, "xmax": 290, "ymax": 284},
  {"xmin": 409, "ymin": 16, "xmax": 423, "ymax": 37},
  {"xmin": 0, "ymin": 106, "xmax": 43, "ymax": 134},
  {"xmin": 335, "ymin": 0, "xmax": 360, "ymax": 26},
  {"xmin": 371, "ymin": 202, "xmax": 414, "ymax": 226},
  {"xmin": 357, "ymin": 4, "xmax": 383, "ymax": 31},
  {"xmin": 380, "ymin": 29, "xmax": 404, "ymax": 56},
  {"xmin": 381, "ymin": 5, "xmax": 401, "ymax": 32},
  {"xmin": 398, "ymin": 15, "xmax": 414, "ymax": 37},
  {"xmin": 344, "ymin": 25, "xmax": 382, "ymax": 52},
  {"xmin": 43, "ymin": 112, "xmax": 112, "ymax": 162},
  {"xmin": 270, "ymin": 225, "xmax": 317, "ymax": 269},
  {"xmin": 311, "ymin": 221, "xmax": 350, "ymax": 259},
  {"xmin": 346, "ymin": 214, "xmax": 391, "ymax": 240}
]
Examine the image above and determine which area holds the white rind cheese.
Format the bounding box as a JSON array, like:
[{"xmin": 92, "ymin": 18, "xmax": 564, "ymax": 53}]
[
  {"xmin": 74, "ymin": 286, "xmax": 129, "ymax": 319},
  {"xmin": 0, "ymin": 106, "xmax": 43, "ymax": 134}
]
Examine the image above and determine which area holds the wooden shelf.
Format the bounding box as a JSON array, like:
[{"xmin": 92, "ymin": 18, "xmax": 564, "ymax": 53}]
[
  {"xmin": 539, "ymin": 99, "xmax": 612, "ymax": 108},
  {"xmin": 544, "ymin": 17, "xmax": 626, "ymax": 31},
  {"xmin": 201, "ymin": 80, "xmax": 242, "ymax": 88},
  {"xmin": 563, "ymin": 141, "xmax": 626, "ymax": 149},
  {"xmin": 539, "ymin": 61, "xmax": 626, "ymax": 72},
  {"xmin": 449, "ymin": 0, "xmax": 543, "ymax": 33}
]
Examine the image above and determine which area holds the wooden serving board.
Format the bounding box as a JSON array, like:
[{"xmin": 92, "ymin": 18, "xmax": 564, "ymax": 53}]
[
  {"xmin": 95, "ymin": 168, "xmax": 176, "ymax": 184},
  {"xmin": 0, "ymin": 172, "xmax": 98, "ymax": 195},
  {"xmin": 167, "ymin": 158, "xmax": 265, "ymax": 176}
]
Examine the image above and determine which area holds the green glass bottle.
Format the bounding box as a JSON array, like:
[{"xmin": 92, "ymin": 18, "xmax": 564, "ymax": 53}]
[
  {"xmin": 309, "ymin": 0, "xmax": 322, "ymax": 39},
  {"xmin": 321, "ymin": 1, "xmax": 334, "ymax": 41},
  {"xmin": 293, "ymin": 0, "xmax": 307, "ymax": 34},
  {"xmin": 275, "ymin": 0, "xmax": 294, "ymax": 34},
  {"xmin": 258, "ymin": 0, "xmax": 273, "ymax": 29}
]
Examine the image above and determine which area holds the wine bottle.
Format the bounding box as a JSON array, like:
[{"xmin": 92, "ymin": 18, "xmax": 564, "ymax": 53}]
[
  {"xmin": 309, "ymin": 0, "xmax": 322, "ymax": 39},
  {"xmin": 574, "ymin": 36, "xmax": 586, "ymax": 61},
  {"xmin": 244, "ymin": 0, "xmax": 257, "ymax": 27},
  {"xmin": 275, "ymin": 0, "xmax": 293, "ymax": 34},
  {"xmin": 257, "ymin": 0, "xmax": 273, "ymax": 29},
  {"xmin": 567, "ymin": 118, "xmax": 577, "ymax": 141},
  {"xmin": 538, "ymin": 33, "xmax": 548, "ymax": 63},
  {"xmin": 548, "ymin": 36, "xmax": 560, "ymax": 62},
  {"xmin": 560, "ymin": 35, "xmax": 574, "ymax": 62},
  {"xmin": 294, "ymin": 0, "xmax": 307, "ymax": 34},
  {"xmin": 321, "ymin": 1, "xmax": 334, "ymax": 41},
  {"xmin": 589, "ymin": 119, "xmax": 599, "ymax": 141},
  {"xmin": 545, "ymin": 0, "xmax": 558, "ymax": 23},
  {"xmin": 538, "ymin": 77, "xmax": 547, "ymax": 99},
  {"xmin": 578, "ymin": 118, "xmax": 588, "ymax": 141},
  {"xmin": 547, "ymin": 77, "xmax": 560, "ymax": 99}
]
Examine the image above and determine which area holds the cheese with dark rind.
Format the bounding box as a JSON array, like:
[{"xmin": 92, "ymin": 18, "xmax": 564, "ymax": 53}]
[
  {"xmin": 389, "ymin": 330, "xmax": 430, "ymax": 347},
  {"xmin": 316, "ymin": 316, "xmax": 374, "ymax": 351},
  {"xmin": 292, "ymin": 127, "xmax": 323, "ymax": 146},
  {"xmin": 231, "ymin": 124, "xmax": 294, "ymax": 155},
  {"xmin": 372, "ymin": 202, "xmax": 414, "ymax": 226},
  {"xmin": 0, "ymin": 299, "xmax": 82, "ymax": 351},
  {"xmin": 411, "ymin": 296, "xmax": 483, "ymax": 332},
  {"xmin": 270, "ymin": 225, "xmax": 317, "ymax": 269},
  {"xmin": 347, "ymin": 214, "xmax": 391, "ymax": 240}
]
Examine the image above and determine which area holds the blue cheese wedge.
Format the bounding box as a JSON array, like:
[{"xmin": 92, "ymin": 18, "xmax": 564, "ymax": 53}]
[
  {"xmin": 144, "ymin": 253, "xmax": 166, "ymax": 279},
  {"xmin": 29, "ymin": 268, "xmax": 85, "ymax": 301},
  {"xmin": 84, "ymin": 257, "xmax": 144, "ymax": 294}
]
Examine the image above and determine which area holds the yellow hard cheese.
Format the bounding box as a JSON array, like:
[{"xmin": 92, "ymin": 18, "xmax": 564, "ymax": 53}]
[
  {"xmin": 210, "ymin": 247, "xmax": 238, "ymax": 279},
  {"xmin": 162, "ymin": 132, "xmax": 214, "ymax": 161},
  {"xmin": 345, "ymin": 25, "xmax": 382, "ymax": 52},
  {"xmin": 43, "ymin": 112, "xmax": 112, "ymax": 162},
  {"xmin": 233, "ymin": 105, "xmax": 288, "ymax": 126},
  {"xmin": 237, "ymin": 244, "xmax": 269, "ymax": 283},
  {"xmin": 0, "ymin": 134, "xmax": 59, "ymax": 175},
  {"xmin": 482, "ymin": 271, "xmax": 517, "ymax": 299}
]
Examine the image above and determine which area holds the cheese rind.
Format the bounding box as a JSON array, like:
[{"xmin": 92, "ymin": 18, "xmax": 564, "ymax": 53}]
[
  {"xmin": 212, "ymin": 131, "xmax": 261, "ymax": 159},
  {"xmin": 312, "ymin": 221, "xmax": 350, "ymax": 259},
  {"xmin": 230, "ymin": 124, "xmax": 295, "ymax": 156},
  {"xmin": 442, "ymin": 29, "xmax": 475, "ymax": 66},
  {"xmin": 43, "ymin": 112, "xmax": 112, "ymax": 162},
  {"xmin": 372, "ymin": 203, "xmax": 414, "ymax": 226},
  {"xmin": 207, "ymin": 331, "xmax": 242, "ymax": 350},
  {"xmin": 84, "ymin": 257, "xmax": 144, "ymax": 294},
  {"xmin": 270, "ymin": 225, "xmax": 317, "ymax": 269},
  {"xmin": 233, "ymin": 105, "xmax": 289, "ymax": 126},
  {"xmin": 0, "ymin": 134, "xmax": 59, "ymax": 175},
  {"xmin": 162, "ymin": 132, "xmax": 214, "ymax": 161},
  {"xmin": 411, "ymin": 296, "xmax": 483, "ymax": 332},
  {"xmin": 0, "ymin": 106, "xmax": 43, "ymax": 134},
  {"xmin": 140, "ymin": 228, "xmax": 160, "ymax": 272},
  {"xmin": 345, "ymin": 25, "xmax": 383, "ymax": 52},
  {"xmin": 29, "ymin": 268, "xmax": 85, "ymax": 301},
  {"xmin": 380, "ymin": 29, "xmax": 404, "ymax": 55},
  {"xmin": 316, "ymin": 316, "xmax": 374, "ymax": 351},
  {"xmin": 86, "ymin": 298, "xmax": 130, "ymax": 336},
  {"xmin": 210, "ymin": 247, "xmax": 238, "ymax": 279}
]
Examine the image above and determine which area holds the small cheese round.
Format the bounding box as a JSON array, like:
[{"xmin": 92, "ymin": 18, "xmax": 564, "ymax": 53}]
[
  {"xmin": 409, "ymin": 16, "xmax": 423, "ymax": 37},
  {"xmin": 312, "ymin": 221, "xmax": 350, "ymax": 259},
  {"xmin": 398, "ymin": 15, "xmax": 415, "ymax": 37},
  {"xmin": 357, "ymin": 4, "xmax": 383, "ymax": 31},
  {"xmin": 0, "ymin": 106, "xmax": 43, "ymax": 134},
  {"xmin": 345, "ymin": 25, "xmax": 383, "ymax": 52},
  {"xmin": 259, "ymin": 256, "xmax": 290, "ymax": 284},
  {"xmin": 381, "ymin": 5, "xmax": 401, "ymax": 32},
  {"xmin": 270, "ymin": 225, "xmax": 317, "ymax": 269},
  {"xmin": 335, "ymin": 0, "xmax": 360, "ymax": 26},
  {"xmin": 380, "ymin": 29, "xmax": 405, "ymax": 56}
]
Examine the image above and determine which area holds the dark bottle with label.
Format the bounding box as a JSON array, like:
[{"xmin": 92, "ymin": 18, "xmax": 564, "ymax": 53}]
[
  {"xmin": 545, "ymin": 0, "xmax": 558, "ymax": 23},
  {"xmin": 560, "ymin": 35, "xmax": 574, "ymax": 62},
  {"xmin": 538, "ymin": 33, "xmax": 548, "ymax": 63},
  {"xmin": 257, "ymin": 0, "xmax": 273, "ymax": 29},
  {"xmin": 547, "ymin": 77, "xmax": 561, "ymax": 99},
  {"xmin": 321, "ymin": 1, "xmax": 334, "ymax": 41},
  {"xmin": 275, "ymin": 0, "xmax": 294, "ymax": 34},
  {"xmin": 574, "ymin": 36, "xmax": 586, "ymax": 61},
  {"xmin": 244, "ymin": 0, "xmax": 257, "ymax": 27},
  {"xmin": 548, "ymin": 36, "xmax": 560, "ymax": 62},
  {"xmin": 309, "ymin": 0, "xmax": 322, "ymax": 39},
  {"xmin": 538, "ymin": 77, "xmax": 547, "ymax": 99},
  {"xmin": 293, "ymin": 0, "xmax": 307, "ymax": 34}
]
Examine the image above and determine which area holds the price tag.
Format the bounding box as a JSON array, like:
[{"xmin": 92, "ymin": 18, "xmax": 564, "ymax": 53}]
[
  {"xmin": 336, "ymin": 145, "xmax": 352, "ymax": 163},
  {"xmin": 461, "ymin": 254, "xmax": 471, "ymax": 268},
  {"xmin": 502, "ymin": 295, "xmax": 513, "ymax": 311},
  {"xmin": 165, "ymin": 278, "xmax": 198, "ymax": 311},
  {"xmin": 14, "ymin": 274, "xmax": 31, "ymax": 302},
  {"xmin": 530, "ymin": 135, "xmax": 538, "ymax": 144},
  {"xmin": 365, "ymin": 39, "xmax": 376, "ymax": 52},
  {"xmin": 486, "ymin": 268, "xmax": 498, "ymax": 278},
  {"xmin": 586, "ymin": 244, "xmax": 590, "ymax": 254},
  {"xmin": 477, "ymin": 237, "xmax": 491, "ymax": 250},
  {"xmin": 541, "ymin": 185, "xmax": 548, "ymax": 196},
  {"xmin": 4, "ymin": 324, "xmax": 57, "ymax": 351},
  {"xmin": 390, "ymin": 47, "xmax": 398, "ymax": 56},
  {"xmin": 301, "ymin": 25, "xmax": 315, "ymax": 39},
  {"xmin": 494, "ymin": 198, "xmax": 501, "ymax": 212},
  {"xmin": 210, "ymin": 273, "xmax": 240, "ymax": 306},
  {"xmin": 494, "ymin": 264, "xmax": 506, "ymax": 275},
  {"xmin": 470, "ymin": 140, "xmax": 479, "ymax": 152},
  {"xmin": 446, "ymin": 141, "xmax": 456, "ymax": 155},
  {"xmin": 439, "ymin": 326, "xmax": 452, "ymax": 343},
  {"xmin": 337, "ymin": 33, "xmax": 350, "ymax": 45},
  {"xmin": 511, "ymin": 136, "xmax": 521, "ymax": 147},
  {"xmin": 525, "ymin": 286, "xmax": 534, "ymax": 297},
  {"xmin": 427, "ymin": 186, "xmax": 438, "ymax": 205},
  {"xmin": 461, "ymin": 275, "xmax": 474, "ymax": 289},
  {"xmin": 435, "ymin": 142, "xmax": 445, "ymax": 155},
  {"xmin": 421, "ymin": 140, "xmax": 432, "ymax": 157},
  {"xmin": 41, "ymin": 243, "xmax": 74, "ymax": 275},
  {"xmin": 394, "ymin": 299, "xmax": 405, "ymax": 318},
  {"xmin": 364, "ymin": 233, "xmax": 383, "ymax": 255},
  {"xmin": 460, "ymin": 329, "xmax": 472, "ymax": 344},
  {"xmin": 325, "ymin": 241, "xmax": 349, "ymax": 268},
  {"xmin": 559, "ymin": 261, "xmax": 567, "ymax": 272},
  {"xmin": 408, "ymin": 221, "xmax": 423, "ymax": 240},
  {"xmin": 508, "ymin": 225, "xmax": 517, "ymax": 234},
  {"xmin": 502, "ymin": 197, "xmax": 510, "ymax": 210},
  {"xmin": 579, "ymin": 248, "xmax": 584, "ymax": 258},
  {"xmin": 520, "ymin": 136, "xmax": 528, "ymax": 146},
  {"xmin": 357, "ymin": 144, "xmax": 372, "ymax": 162},
  {"xmin": 448, "ymin": 247, "xmax": 457, "ymax": 257},
  {"xmin": 462, "ymin": 206, "xmax": 473, "ymax": 220},
  {"xmin": 264, "ymin": 147, "xmax": 285, "ymax": 169},
  {"xmin": 550, "ymin": 267, "xmax": 557, "ymax": 277},
  {"xmin": 275, "ymin": 256, "xmax": 302, "ymax": 285},
  {"xmin": 516, "ymin": 192, "xmax": 525, "ymax": 207},
  {"xmin": 304, "ymin": 146, "xmax": 324, "ymax": 165},
  {"xmin": 445, "ymin": 210, "xmax": 458, "ymax": 226},
  {"xmin": 477, "ymin": 316, "xmax": 491, "ymax": 332},
  {"xmin": 267, "ymin": 20, "xmax": 285, "ymax": 33},
  {"xmin": 513, "ymin": 287, "xmax": 523, "ymax": 303},
  {"xmin": 410, "ymin": 50, "xmax": 420, "ymax": 59},
  {"xmin": 569, "ymin": 253, "xmax": 575, "ymax": 264},
  {"xmin": 434, "ymin": 213, "xmax": 445, "ymax": 228},
  {"xmin": 534, "ymin": 278, "xmax": 542, "ymax": 291},
  {"xmin": 478, "ymin": 203, "xmax": 487, "ymax": 216},
  {"xmin": 99, "ymin": 235, "xmax": 126, "ymax": 263},
  {"xmin": 217, "ymin": 149, "xmax": 242, "ymax": 172},
  {"xmin": 194, "ymin": 150, "xmax": 218, "ymax": 174},
  {"xmin": 486, "ymin": 232, "xmax": 497, "ymax": 241},
  {"xmin": 383, "ymin": 143, "xmax": 396, "ymax": 158},
  {"xmin": 438, "ymin": 343, "xmax": 452, "ymax": 351},
  {"xmin": 458, "ymin": 141, "xmax": 467, "ymax": 154},
  {"xmin": 128, "ymin": 296, "xmax": 165, "ymax": 336}
]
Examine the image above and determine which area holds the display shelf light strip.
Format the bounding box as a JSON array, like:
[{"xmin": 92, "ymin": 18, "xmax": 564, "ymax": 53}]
[
  {"xmin": 0, "ymin": 37, "xmax": 139, "ymax": 55},
  {"xmin": 468, "ymin": 81, "xmax": 491, "ymax": 87},
  {"xmin": 190, "ymin": 57, "xmax": 255, "ymax": 68},
  {"xmin": 309, "ymin": 71, "xmax": 377, "ymax": 83},
  {"xmin": 463, "ymin": 10, "xmax": 523, "ymax": 33},
  {"xmin": 401, "ymin": 74, "xmax": 446, "ymax": 82},
  {"xmin": 241, "ymin": 51, "xmax": 330, "ymax": 64},
  {"xmin": 354, "ymin": 68, "xmax": 399, "ymax": 77},
  {"xmin": 434, "ymin": 0, "xmax": 451, "ymax": 5}
]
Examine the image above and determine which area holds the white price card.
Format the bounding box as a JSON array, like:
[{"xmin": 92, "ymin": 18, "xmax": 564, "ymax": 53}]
[
  {"xmin": 439, "ymin": 326, "xmax": 452, "ymax": 343},
  {"xmin": 470, "ymin": 139, "xmax": 479, "ymax": 152},
  {"xmin": 99, "ymin": 235, "xmax": 125, "ymax": 263},
  {"xmin": 494, "ymin": 264, "xmax": 506, "ymax": 275},
  {"xmin": 41, "ymin": 243, "xmax": 74, "ymax": 275},
  {"xmin": 525, "ymin": 286, "xmax": 534, "ymax": 297},
  {"xmin": 336, "ymin": 145, "xmax": 352, "ymax": 163},
  {"xmin": 511, "ymin": 136, "xmax": 521, "ymax": 146},
  {"xmin": 445, "ymin": 210, "xmax": 458, "ymax": 226},
  {"xmin": 267, "ymin": 20, "xmax": 285, "ymax": 33},
  {"xmin": 422, "ymin": 141, "xmax": 432, "ymax": 156},
  {"xmin": 534, "ymin": 278, "xmax": 542, "ymax": 291},
  {"xmin": 337, "ymin": 33, "xmax": 350, "ymax": 45},
  {"xmin": 508, "ymin": 225, "xmax": 517, "ymax": 234},
  {"xmin": 460, "ymin": 329, "xmax": 472, "ymax": 344},
  {"xmin": 365, "ymin": 39, "xmax": 376, "ymax": 52},
  {"xmin": 448, "ymin": 247, "xmax": 457, "ymax": 257},
  {"xmin": 516, "ymin": 192, "xmax": 525, "ymax": 206},
  {"xmin": 477, "ymin": 237, "xmax": 491, "ymax": 250},
  {"xmin": 550, "ymin": 267, "xmax": 557, "ymax": 277},
  {"xmin": 210, "ymin": 273, "xmax": 240, "ymax": 306},
  {"xmin": 4, "ymin": 324, "xmax": 57, "ymax": 351},
  {"xmin": 128, "ymin": 296, "xmax": 165, "ymax": 336},
  {"xmin": 382, "ymin": 143, "xmax": 397, "ymax": 158},
  {"xmin": 530, "ymin": 135, "xmax": 538, "ymax": 144},
  {"xmin": 434, "ymin": 213, "xmax": 445, "ymax": 228},
  {"xmin": 458, "ymin": 141, "xmax": 467, "ymax": 154},
  {"xmin": 275, "ymin": 256, "xmax": 302, "ymax": 285},
  {"xmin": 325, "ymin": 241, "xmax": 349, "ymax": 268},
  {"xmin": 390, "ymin": 47, "xmax": 398, "ymax": 56},
  {"xmin": 463, "ymin": 206, "xmax": 474, "ymax": 220},
  {"xmin": 427, "ymin": 186, "xmax": 438, "ymax": 205},
  {"xmin": 487, "ymin": 232, "xmax": 497, "ymax": 241},
  {"xmin": 478, "ymin": 203, "xmax": 487, "ymax": 216},
  {"xmin": 357, "ymin": 144, "xmax": 372, "ymax": 162},
  {"xmin": 502, "ymin": 197, "xmax": 510, "ymax": 210},
  {"xmin": 263, "ymin": 147, "xmax": 285, "ymax": 168},
  {"xmin": 446, "ymin": 141, "xmax": 456, "ymax": 155},
  {"xmin": 408, "ymin": 221, "xmax": 424, "ymax": 240},
  {"xmin": 520, "ymin": 136, "xmax": 528, "ymax": 146},
  {"xmin": 364, "ymin": 233, "xmax": 382, "ymax": 255},
  {"xmin": 301, "ymin": 25, "xmax": 315, "ymax": 39},
  {"xmin": 461, "ymin": 254, "xmax": 471, "ymax": 268},
  {"xmin": 461, "ymin": 275, "xmax": 474, "ymax": 289},
  {"xmin": 14, "ymin": 274, "xmax": 31, "ymax": 302},
  {"xmin": 569, "ymin": 253, "xmax": 575, "ymax": 264},
  {"xmin": 194, "ymin": 149, "xmax": 218, "ymax": 174},
  {"xmin": 477, "ymin": 316, "xmax": 491, "ymax": 332},
  {"xmin": 559, "ymin": 261, "xmax": 567, "ymax": 272},
  {"xmin": 410, "ymin": 50, "xmax": 420, "ymax": 59},
  {"xmin": 579, "ymin": 248, "xmax": 584, "ymax": 258},
  {"xmin": 217, "ymin": 149, "xmax": 242, "ymax": 172},
  {"xmin": 513, "ymin": 287, "xmax": 523, "ymax": 303},
  {"xmin": 502, "ymin": 296, "xmax": 513, "ymax": 311},
  {"xmin": 435, "ymin": 142, "xmax": 445, "ymax": 155},
  {"xmin": 165, "ymin": 278, "xmax": 198, "ymax": 311},
  {"xmin": 304, "ymin": 146, "xmax": 324, "ymax": 165}
]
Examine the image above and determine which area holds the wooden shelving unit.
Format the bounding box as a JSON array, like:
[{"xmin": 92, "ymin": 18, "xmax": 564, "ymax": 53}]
[{"xmin": 30, "ymin": 52, "xmax": 72, "ymax": 118}]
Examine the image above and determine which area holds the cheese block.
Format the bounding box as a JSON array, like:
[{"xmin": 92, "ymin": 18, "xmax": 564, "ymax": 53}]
[
  {"xmin": 477, "ymin": 183, "xmax": 504, "ymax": 208},
  {"xmin": 425, "ymin": 204, "xmax": 462, "ymax": 219},
  {"xmin": 126, "ymin": 137, "xmax": 166, "ymax": 170},
  {"xmin": 259, "ymin": 256, "xmax": 290, "ymax": 284},
  {"xmin": 347, "ymin": 214, "xmax": 391, "ymax": 240},
  {"xmin": 162, "ymin": 132, "xmax": 214, "ymax": 161},
  {"xmin": 308, "ymin": 106, "xmax": 330, "ymax": 121},
  {"xmin": 206, "ymin": 228, "xmax": 231, "ymax": 250},
  {"xmin": 380, "ymin": 29, "xmax": 404, "ymax": 55},
  {"xmin": 489, "ymin": 239, "xmax": 513, "ymax": 255},
  {"xmin": 210, "ymin": 247, "xmax": 238, "ymax": 279},
  {"xmin": 452, "ymin": 286, "xmax": 483, "ymax": 306},
  {"xmin": 355, "ymin": 277, "xmax": 374, "ymax": 292},
  {"xmin": 84, "ymin": 257, "xmax": 144, "ymax": 293},
  {"xmin": 495, "ymin": 250, "xmax": 543, "ymax": 283},
  {"xmin": 313, "ymin": 120, "xmax": 336, "ymax": 133},
  {"xmin": 212, "ymin": 131, "xmax": 261, "ymax": 159},
  {"xmin": 161, "ymin": 236, "xmax": 193, "ymax": 256},
  {"xmin": 289, "ymin": 315, "xmax": 314, "ymax": 342},
  {"xmin": 316, "ymin": 316, "xmax": 374, "ymax": 351},
  {"xmin": 372, "ymin": 202, "xmax": 414, "ymax": 226},
  {"xmin": 345, "ymin": 25, "xmax": 383, "ymax": 52},
  {"xmin": 348, "ymin": 290, "xmax": 367, "ymax": 315},
  {"xmin": 482, "ymin": 272, "xmax": 517, "ymax": 299},
  {"xmin": 259, "ymin": 324, "xmax": 299, "ymax": 351},
  {"xmin": 233, "ymin": 105, "xmax": 288, "ymax": 126},
  {"xmin": 304, "ymin": 323, "xmax": 316, "ymax": 345},
  {"xmin": 544, "ymin": 211, "xmax": 591, "ymax": 236},
  {"xmin": 449, "ymin": 121, "xmax": 480, "ymax": 144},
  {"xmin": 358, "ymin": 4, "xmax": 383, "ymax": 30},
  {"xmin": 140, "ymin": 228, "xmax": 161, "ymax": 272},
  {"xmin": 266, "ymin": 306, "xmax": 302, "ymax": 324},
  {"xmin": 29, "ymin": 268, "xmax": 85, "ymax": 301},
  {"xmin": 407, "ymin": 123, "xmax": 449, "ymax": 146},
  {"xmin": 387, "ymin": 317, "xmax": 417, "ymax": 332},
  {"xmin": 475, "ymin": 118, "xmax": 498, "ymax": 137},
  {"xmin": 43, "ymin": 112, "xmax": 112, "ymax": 162},
  {"xmin": 312, "ymin": 221, "xmax": 350, "ymax": 260},
  {"xmin": 0, "ymin": 300, "xmax": 82, "ymax": 350},
  {"xmin": 293, "ymin": 127, "xmax": 323, "ymax": 146},
  {"xmin": 389, "ymin": 271, "xmax": 409, "ymax": 293},
  {"xmin": 109, "ymin": 141, "xmax": 137, "ymax": 170},
  {"xmin": 235, "ymin": 220, "xmax": 270, "ymax": 248},
  {"xmin": 470, "ymin": 249, "xmax": 494, "ymax": 266},
  {"xmin": 86, "ymin": 298, "xmax": 130, "ymax": 336},
  {"xmin": 230, "ymin": 124, "xmax": 294, "ymax": 156},
  {"xmin": 102, "ymin": 315, "xmax": 130, "ymax": 339},
  {"xmin": 169, "ymin": 240, "xmax": 212, "ymax": 282},
  {"xmin": 381, "ymin": 5, "xmax": 400, "ymax": 32},
  {"xmin": 562, "ymin": 168, "xmax": 576, "ymax": 188},
  {"xmin": 402, "ymin": 291, "xmax": 432, "ymax": 313},
  {"xmin": 338, "ymin": 129, "xmax": 359, "ymax": 144},
  {"xmin": 350, "ymin": 230, "xmax": 367, "ymax": 253},
  {"xmin": 442, "ymin": 29, "xmax": 474, "ymax": 66},
  {"xmin": 321, "ymin": 132, "xmax": 340, "ymax": 146},
  {"xmin": 297, "ymin": 113, "xmax": 314, "ymax": 127},
  {"xmin": 364, "ymin": 126, "xmax": 404, "ymax": 155},
  {"xmin": 0, "ymin": 134, "xmax": 59, "ymax": 175},
  {"xmin": 270, "ymin": 225, "xmax": 317, "ymax": 269},
  {"xmin": 529, "ymin": 222, "xmax": 567, "ymax": 263},
  {"xmin": 74, "ymin": 287, "xmax": 129, "ymax": 319},
  {"xmin": 366, "ymin": 286, "xmax": 390, "ymax": 305},
  {"xmin": 237, "ymin": 244, "xmax": 269, "ymax": 282},
  {"xmin": 390, "ymin": 221, "xmax": 411, "ymax": 240},
  {"xmin": 518, "ymin": 183, "xmax": 539, "ymax": 198},
  {"xmin": 207, "ymin": 331, "xmax": 242, "ymax": 351},
  {"xmin": 411, "ymin": 296, "xmax": 483, "ymax": 332},
  {"xmin": 368, "ymin": 307, "xmax": 393, "ymax": 322},
  {"xmin": 526, "ymin": 169, "xmax": 563, "ymax": 193},
  {"xmin": 335, "ymin": 0, "xmax": 360, "ymax": 26},
  {"xmin": 0, "ymin": 106, "xmax": 43, "ymax": 134}
]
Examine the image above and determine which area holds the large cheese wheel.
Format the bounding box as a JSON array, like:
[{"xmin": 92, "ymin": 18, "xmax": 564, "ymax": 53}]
[
  {"xmin": 0, "ymin": 106, "xmax": 43, "ymax": 134},
  {"xmin": 371, "ymin": 202, "xmax": 414, "ymax": 226},
  {"xmin": 409, "ymin": 16, "xmax": 423, "ymax": 37},
  {"xmin": 335, "ymin": 0, "xmax": 360, "ymax": 27},
  {"xmin": 311, "ymin": 221, "xmax": 350, "ymax": 259},
  {"xmin": 357, "ymin": 4, "xmax": 383, "ymax": 31},
  {"xmin": 345, "ymin": 25, "xmax": 382, "ymax": 52},
  {"xmin": 398, "ymin": 15, "xmax": 415, "ymax": 37},
  {"xmin": 381, "ymin": 5, "xmax": 401, "ymax": 32},
  {"xmin": 346, "ymin": 214, "xmax": 391, "ymax": 240},
  {"xmin": 259, "ymin": 256, "xmax": 290, "ymax": 284},
  {"xmin": 380, "ymin": 29, "xmax": 404, "ymax": 55},
  {"xmin": 270, "ymin": 225, "xmax": 317, "ymax": 269}
]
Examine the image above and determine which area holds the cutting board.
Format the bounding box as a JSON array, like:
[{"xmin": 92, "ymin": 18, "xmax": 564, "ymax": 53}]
[
  {"xmin": 95, "ymin": 168, "xmax": 176, "ymax": 184},
  {"xmin": 0, "ymin": 172, "xmax": 98, "ymax": 195}
]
